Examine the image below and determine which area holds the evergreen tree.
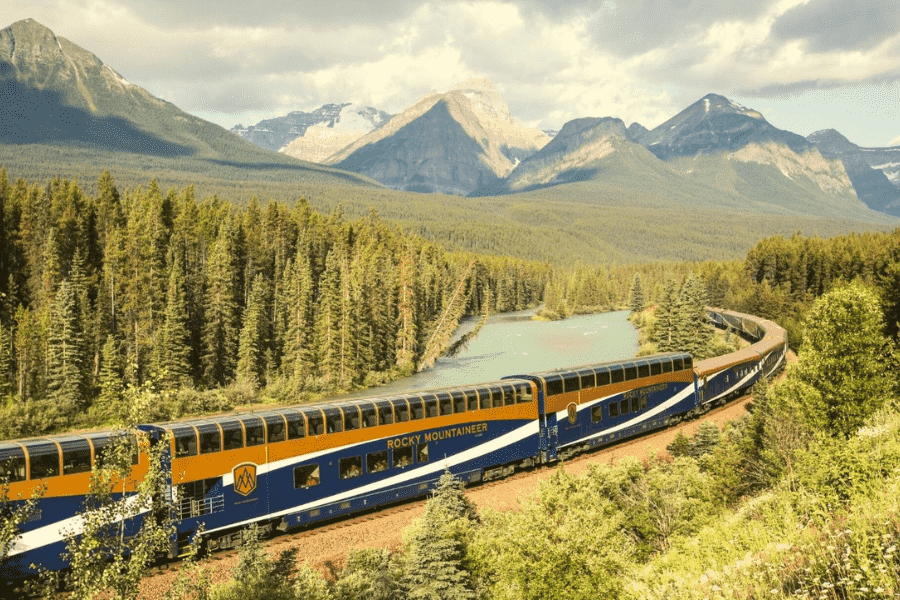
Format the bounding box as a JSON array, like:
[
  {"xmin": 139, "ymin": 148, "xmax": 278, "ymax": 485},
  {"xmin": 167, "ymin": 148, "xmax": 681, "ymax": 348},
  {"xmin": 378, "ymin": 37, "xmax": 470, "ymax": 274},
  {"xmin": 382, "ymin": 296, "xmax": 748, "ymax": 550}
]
[
  {"xmin": 47, "ymin": 279, "xmax": 87, "ymax": 411},
  {"xmin": 97, "ymin": 335, "xmax": 123, "ymax": 410},
  {"xmin": 630, "ymin": 272, "xmax": 645, "ymax": 314},
  {"xmin": 316, "ymin": 248, "xmax": 344, "ymax": 385},
  {"xmin": 333, "ymin": 548, "xmax": 400, "ymax": 600},
  {"xmin": 402, "ymin": 471, "xmax": 477, "ymax": 600},
  {"xmin": 395, "ymin": 246, "xmax": 418, "ymax": 373},
  {"xmin": 0, "ymin": 323, "xmax": 11, "ymax": 396},
  {"xmin": 237, "ymin": 274, "xmax": 269, "ymax": 389},
  {"xmin": 202, "ymin": 228, "xmax": 240, "ymax": 387},
  {"xmin": 154, "ymin": 248, "xmax": 192, "ymax": 390},
  {"xmin": 651, "ymin": 279, "xmax": 678, "ymax": 351},
  {"xmin": 281, "ymin": 251, "xmax": 315, "ymax": 384}
]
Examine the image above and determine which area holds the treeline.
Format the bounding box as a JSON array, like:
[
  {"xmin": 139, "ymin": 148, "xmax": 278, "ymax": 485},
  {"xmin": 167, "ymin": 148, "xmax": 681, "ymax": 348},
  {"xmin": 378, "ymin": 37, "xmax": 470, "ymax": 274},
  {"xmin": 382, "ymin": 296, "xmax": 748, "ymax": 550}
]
[{"xmin": 0, "ymin": 170, "xmax": 548, "ymax": 438}]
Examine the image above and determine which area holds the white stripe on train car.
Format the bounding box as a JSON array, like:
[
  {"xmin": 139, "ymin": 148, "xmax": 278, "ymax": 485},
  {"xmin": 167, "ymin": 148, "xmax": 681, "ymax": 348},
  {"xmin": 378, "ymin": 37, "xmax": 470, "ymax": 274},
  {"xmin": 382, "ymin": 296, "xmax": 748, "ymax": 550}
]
[
  {"xmin": 8, "ymin": 494, "xmax": 147, "ymax": 557},
  {"xmin": 203, "ymin": 419, "xmax": 540, "ymax": 537},
  {"xmin": 555, "ymin": 384, "xmax": 696, "ymax": 449}
]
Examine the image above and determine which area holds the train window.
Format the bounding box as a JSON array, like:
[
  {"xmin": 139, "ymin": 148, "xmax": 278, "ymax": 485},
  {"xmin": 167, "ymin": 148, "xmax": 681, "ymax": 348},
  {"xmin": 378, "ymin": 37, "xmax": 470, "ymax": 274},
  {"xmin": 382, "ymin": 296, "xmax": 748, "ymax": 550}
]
[
  {"xmin": 610, "ymin": 368, "xmax": 624, "ymax": 384},
  {"xmin": 650, "ymin": 361, "xmax": 662, "ymax": 376},
  {"xmin": 624, "ymin": 365, "xmax": 638, "ymax": 381},
  {"xmin": 579, "ymin": 369, "xmax": 596, "ymax": 389},
  {"xmin": 265, "ymin": 416, "xmax": 286, "ymax": 443},
  {"xmin": 325, "ymin": 412, "xmax": 344, "ymax": 434},
  {"xmin": 491, "ymin": 387, "xmax": 504, "ymax": 408},
  {"xmin": 637, "ymin": 363, "xmax": 650, "ymax": 378},
  {"xmin": 596, "ymin": 368, "xmax": 611, "ymax": 386},
  {"xmin": 243, "ymin": 418, "xmax": 265, "ymax": 446},
  {"xmin": 620, "ymin": 399, "xmax": 630, "ymax": 415},
  {"xmin": 199, "ymin": 426, "xmax": 222, "ymax": 454},
  {"xmin": 516, "ymin": 383, "xmax": 533, "ymax": 404},
  {"xmin": 641, "ymin": 395, "xmax": 647, "ymax": 410},
  {"xmin": 221, "ymin": 422, "xmax": 244, "ymax": 450},
  {"xmin": 361, "ymin": 405, "xmax": 378, "ymax": 428},
  {"xmin": 0, "ymin": 446, "xmax": 26, "ymax": 482},
  {"xmin": 59, "ymin": 438, "xmax": 92, "ymax": 475},
  {"xmin": 476, "ymin": 388, "xmax": 489, "ymax": 410},
  {"xmin": 343, "ymin": 407, "xmax": 360, "ymax": 431},
  {"xmin": 503, "ymin": 385, "xmax": 517, "ymax": 406},
  {"xmin": 673, "ymin": 358, "xmax": 684, "ymax": 371},
  {"xmin": 409, "ymin": 398, "xmax": 424, "ymax": 420},
  {"xmin": 661, "ymin": 359, "xmax": 673, "ymax": 374},
  {"xmin": 683, "ymin": 356, "xmax": 693, "ymax": 369},
  {"xmin": 394, "ymin": 399, "xmax": 410, "ymax": 423},
  {"xmin": 631, "ymin": 397, "xmax": 640, "ymax": 413},
  {"xmin": 28, "ymin": 443, "xmax": 60, "ymax": 478},
  {"xmin": 438, "ymin": 393, "xmax": 454, "ymax": 415},
  {"xmin": 91, "ymin": 434, "xmax": 138, "ymax": 469},
  {"xmin": 563, "ymin": 372, "xmax": 581, "ymax": 393},
  {"xmin": 286, "ymin": 413, "xmax": 306, "ymax": 440},
  {"xmin": 417, "ymin": 444, "xmax": 429, "ymax": 464},
  {"xmin": 422, "ymin": 395, "xmax": 439, "ymax": 418},
  {"xmin": 465, "ymin": 390, "xmax": 478, "ymax": 411},
  {"xmin": 393, "ymin": 446, "xmax": 413, "ymax": 468},
  {"xmin": 609, "ymin": 402, "xmax": 619, "ymax": 418},
  {"xmin": 174, "ymin": 430, "xmax": 198, "ymax": 458},
  {"xmin": 378, "ymin": 402, "xmax": 395, "ymax": 425},
  {"xmin": 294, "ymin": 464, "xmax": 319, "ymax": 488},
  {"xmin": 367, "ymin": 451, "xmax": 388, "ymax": 474},
  {"xmin": 591, "ymin": 406, "xmax": 603, "ymax": 423},
  {"xmin": 451, "ymin": 391, "xmax": 466, "ymax": 413},
  {"xmin": 339, "ymin": 456, "xmax": 362, "ymax": 479},
  {"xmin": 307, "ymin": 412, "xmax": 325, "ymax": 435},
  {"xmin": 545, "ymin": 375, "xmax": 564, "ymax": 397}
]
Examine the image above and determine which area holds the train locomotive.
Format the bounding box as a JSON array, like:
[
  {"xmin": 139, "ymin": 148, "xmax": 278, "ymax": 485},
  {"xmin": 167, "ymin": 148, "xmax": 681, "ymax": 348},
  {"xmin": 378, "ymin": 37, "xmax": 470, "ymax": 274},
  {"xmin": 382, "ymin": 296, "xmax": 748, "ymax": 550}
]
[{"xmin": 0, "ymin": 307, "xmax": 787, "ymax": 580}]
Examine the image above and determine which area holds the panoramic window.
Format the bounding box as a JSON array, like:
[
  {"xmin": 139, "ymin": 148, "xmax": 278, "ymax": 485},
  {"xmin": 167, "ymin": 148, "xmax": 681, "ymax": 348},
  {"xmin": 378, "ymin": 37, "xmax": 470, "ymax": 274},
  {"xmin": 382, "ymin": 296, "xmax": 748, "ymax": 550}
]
[
  {"xmin": 393, "ymin": 446, "xmax": 413, "ymax": 468},
  {"xmin": 222, "ymin": 422, "xmax": 244, "ymax": 450},
  {"xmin": 294, "ymin": 464, "xmax": 320, "ymax": 488},
  {"xmin": 339, "ymin": 456, "xmax": 362, "ymax": 479},
  {"xmin": 367, "ymin": 451, "xmax": 388, "ymax": 474}
]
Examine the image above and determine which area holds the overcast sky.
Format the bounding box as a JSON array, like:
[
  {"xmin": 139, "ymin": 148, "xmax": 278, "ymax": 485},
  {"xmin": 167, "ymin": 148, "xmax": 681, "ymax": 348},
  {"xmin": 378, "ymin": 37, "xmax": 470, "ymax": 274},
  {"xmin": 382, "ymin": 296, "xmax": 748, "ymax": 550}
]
[{"xmin": 4, "ymin": 0, "xmax": 899, "ymax": 146}]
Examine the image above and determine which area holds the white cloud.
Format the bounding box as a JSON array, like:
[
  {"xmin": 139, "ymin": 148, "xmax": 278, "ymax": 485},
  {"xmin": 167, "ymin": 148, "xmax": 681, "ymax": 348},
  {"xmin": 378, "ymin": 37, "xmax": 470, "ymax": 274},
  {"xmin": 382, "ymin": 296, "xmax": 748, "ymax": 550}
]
[{"xmin": 889, "ymin": 134, "xmax": 900, "ymax": 147}]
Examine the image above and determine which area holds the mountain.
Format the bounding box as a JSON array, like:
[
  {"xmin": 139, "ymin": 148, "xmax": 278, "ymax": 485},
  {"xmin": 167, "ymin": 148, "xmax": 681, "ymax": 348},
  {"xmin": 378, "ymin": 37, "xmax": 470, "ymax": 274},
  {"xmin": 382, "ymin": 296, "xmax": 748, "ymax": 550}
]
[
  {"xmin": 232, "ymin": 103, "xmax": 390, "ymax": 155},
  {"xmin": 0, "ymin": 19, "xmax": 378, "ymax": 191},
  {"xmin": 278, "ymin": 103, "xmax": 391, "ymax": 163},
  {"xmin": 806, "ymin": 129, "xmax": 900, "ymax": 217},
  {"xmin": 326, "ymin": 78, "xmax": 551, "ymax": 195},
  {"xmin": 499, "ymin": 117, "xmax": 674, "ymax": 193}
]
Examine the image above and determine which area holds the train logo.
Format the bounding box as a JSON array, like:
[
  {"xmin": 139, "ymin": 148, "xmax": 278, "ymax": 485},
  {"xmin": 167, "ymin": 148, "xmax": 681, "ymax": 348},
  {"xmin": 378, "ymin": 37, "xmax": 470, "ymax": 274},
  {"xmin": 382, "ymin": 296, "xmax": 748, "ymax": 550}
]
[
  {"xmin": 233, "ymin": 463, "xmax": 257, "ymax": 496},
  {"xmin": 567, "ymin": 402, "xmax": 578, "ymax": 424}
]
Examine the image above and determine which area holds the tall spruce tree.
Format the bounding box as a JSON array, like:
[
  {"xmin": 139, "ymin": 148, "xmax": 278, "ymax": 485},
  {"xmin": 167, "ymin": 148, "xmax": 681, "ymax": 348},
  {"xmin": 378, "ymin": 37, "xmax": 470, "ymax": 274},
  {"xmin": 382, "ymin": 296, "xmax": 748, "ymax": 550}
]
[
  {"xmin": 47, "ymin": 279, "xmax": 88, "ymax": 411},
  {"xmin": 237, "ymin": 274, "xmax": 269, "ymax": 389},
  {"xmin": 202, "ymin": 228, "xmax": 240, "ymax": 387},
  {"xmin": 630, "ymin": 272, "xmax": 645, "ymax": 314},
  {"xmin": 154, "ymin": 247, "xmax": 192, "ymax": 390},
  {"xmin": 402, "ymin": 471, "xmax": 477, "ymax": 600}
]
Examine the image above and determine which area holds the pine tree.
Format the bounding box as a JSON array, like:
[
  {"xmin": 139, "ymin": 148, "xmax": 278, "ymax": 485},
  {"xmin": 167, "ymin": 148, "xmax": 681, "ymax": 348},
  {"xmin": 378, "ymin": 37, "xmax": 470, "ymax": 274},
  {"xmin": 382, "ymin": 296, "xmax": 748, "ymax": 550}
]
[
  {"xmin": 651, "ymin": 280, "xmax": 677, "ymax": 351},
  {"xmin": 154, "ymin": 247, "xmax": 192, "ymax": 390},
  {"xmin": 395, "ymin": 246, "xmax": 418, "ymax": 374},
  {"xmin": 630, "ymin": 272, "xmax": 645, "ymax": 314},
  {"xmin": 402, "ymin": 471, "xmax": 477, "ymax": 600},
  {"xmin": 202, "ymin": 229, "xmax": 240, "ymax": 387},
  {"xmin": 97, "ymin": 335, "xmax": 124, "ymax": 409},
  {"xmin": 237, "ymin": 274, "xmax": 269, "ymax": 389},
  {"xmin": 47, "ymin": 279, "xmax": 87, "ymax": 411},
  {"xmin": 0, "ymin": 323, "xmax": 11, "ymax": 396}
]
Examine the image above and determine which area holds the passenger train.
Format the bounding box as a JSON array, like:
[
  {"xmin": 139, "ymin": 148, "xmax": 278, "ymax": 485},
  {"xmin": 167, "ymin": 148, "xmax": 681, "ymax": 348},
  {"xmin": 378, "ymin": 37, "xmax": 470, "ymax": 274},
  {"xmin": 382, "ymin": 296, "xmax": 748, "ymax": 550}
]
[{"xmin": 0, "ymin": 307, "xmax": 787, "ymax": 580}]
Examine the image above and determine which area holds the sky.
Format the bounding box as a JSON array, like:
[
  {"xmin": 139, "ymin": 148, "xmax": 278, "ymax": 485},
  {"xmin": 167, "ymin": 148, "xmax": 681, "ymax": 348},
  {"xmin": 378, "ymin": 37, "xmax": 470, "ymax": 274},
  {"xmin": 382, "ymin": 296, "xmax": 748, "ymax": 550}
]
[{"xmin": 3, "ymin": 0, "xmax": 899, "ymax": 147}]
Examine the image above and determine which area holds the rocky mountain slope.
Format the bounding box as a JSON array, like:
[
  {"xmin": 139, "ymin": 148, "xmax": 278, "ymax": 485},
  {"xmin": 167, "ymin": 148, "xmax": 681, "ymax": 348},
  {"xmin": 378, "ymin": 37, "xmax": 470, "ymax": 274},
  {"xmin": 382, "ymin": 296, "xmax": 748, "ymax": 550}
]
[
  {"xmin": 278, "ymin": 103, "xmax": 391, "ymax": 163},
  {"xmin": 232, "ymin": 103, "xmax": 390, "ymax": 156},
  {"xmin": 0, "ymin": 19, "xmax": 377, "ymax": 189},
  {"xmin": 326, "ymin": 78, "xmax": 551, "ymax": 195},
  {"xmin": 806, "ymin": 129, "xmax": 900, "ymax": 216}
]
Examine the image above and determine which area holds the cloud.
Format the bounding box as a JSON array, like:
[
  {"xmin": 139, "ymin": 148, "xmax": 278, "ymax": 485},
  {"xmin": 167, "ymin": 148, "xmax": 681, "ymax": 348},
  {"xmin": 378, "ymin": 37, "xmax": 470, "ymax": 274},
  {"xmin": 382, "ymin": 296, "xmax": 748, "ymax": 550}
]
[
  {"xmin": 770, "ymin": 0, "xmax": 900, "ymax": 52},
  {"xmin": 889, "ymin": 134, "xmax": 900, "ymax": 147}
]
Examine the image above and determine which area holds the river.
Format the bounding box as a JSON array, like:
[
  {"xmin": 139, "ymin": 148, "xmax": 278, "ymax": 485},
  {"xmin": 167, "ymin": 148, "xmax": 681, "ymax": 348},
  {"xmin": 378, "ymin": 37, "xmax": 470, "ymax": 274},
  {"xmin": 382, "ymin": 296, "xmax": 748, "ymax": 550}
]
[{"xmin": 337, "ymin": 309, "xmax": 638, "ymax": 399}]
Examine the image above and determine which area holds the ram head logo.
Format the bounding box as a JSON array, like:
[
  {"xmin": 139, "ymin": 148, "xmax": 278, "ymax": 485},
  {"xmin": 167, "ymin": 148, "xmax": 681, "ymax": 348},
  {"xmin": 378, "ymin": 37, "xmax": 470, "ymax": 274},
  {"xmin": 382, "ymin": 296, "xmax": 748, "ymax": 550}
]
[{"xmin": 233, "ymin": 462, "xmax": 258, "ymax": 496}]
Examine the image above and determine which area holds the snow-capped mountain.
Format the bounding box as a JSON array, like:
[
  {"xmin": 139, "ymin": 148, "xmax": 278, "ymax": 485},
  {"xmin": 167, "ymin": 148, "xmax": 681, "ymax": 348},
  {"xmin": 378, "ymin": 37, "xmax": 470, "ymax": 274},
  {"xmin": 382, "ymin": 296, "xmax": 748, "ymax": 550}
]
[
  {"xmin": 326, "ymin": 78, "xmax": 551, "ymax": 195},
  {"xmin": 279, "ymin": 103, "xmax": 391, "ymax": 163},
  {"xmin": 231, "ymin": 103, "xmax": 390, "ymax": 154},
  {"xmin": 807, "ymin": 129, "xmax": 900, "ymax": 216}
]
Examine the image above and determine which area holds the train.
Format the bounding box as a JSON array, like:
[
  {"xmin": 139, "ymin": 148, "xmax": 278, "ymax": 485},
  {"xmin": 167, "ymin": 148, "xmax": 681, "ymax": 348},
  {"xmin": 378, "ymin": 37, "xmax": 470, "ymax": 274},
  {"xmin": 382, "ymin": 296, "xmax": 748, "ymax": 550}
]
[{"xmin": 0, "ymin": 307, "xmax": 787, "ymax": 580}]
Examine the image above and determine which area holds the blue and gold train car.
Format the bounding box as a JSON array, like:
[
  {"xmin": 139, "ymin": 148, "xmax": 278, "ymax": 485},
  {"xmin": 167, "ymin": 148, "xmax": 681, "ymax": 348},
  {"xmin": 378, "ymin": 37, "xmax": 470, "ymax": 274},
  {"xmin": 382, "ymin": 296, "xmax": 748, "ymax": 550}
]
[{"xmin": 148, "ymin": 378, "xmax": 542, "ymax": 553}]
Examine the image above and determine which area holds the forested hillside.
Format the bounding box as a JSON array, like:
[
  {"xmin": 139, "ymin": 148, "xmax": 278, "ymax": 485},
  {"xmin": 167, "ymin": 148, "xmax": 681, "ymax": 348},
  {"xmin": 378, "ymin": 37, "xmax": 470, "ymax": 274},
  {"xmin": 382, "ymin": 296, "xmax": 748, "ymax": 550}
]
[{"xmin": 0, "ymin": 170, "xmax": 549, "ymax": 439}]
